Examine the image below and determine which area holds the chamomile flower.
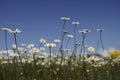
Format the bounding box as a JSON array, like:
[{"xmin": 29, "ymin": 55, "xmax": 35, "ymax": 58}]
[
  {"xmin": 61, "ymin": 17, "xmax": 70, "ymax": 20},
  {"xmin": 72, "ymin": 22, "xmax": 80, "ymax": 25},
  {"xmin": 83, "ymin": 29, "xmax": 91, "ymax": 33},
  {"xmin": 66, "ymin": 34, "xmax": 74, "ymax": 38},
  {"xmin": 27, "ymin": 44, "xmax": 34, "ymax": 49},
  {"xmin": 12, "ymin": 44, "xmax": 17, "ymax": 49},
  {"xmin": 1, "ymin": 27, "xmax": 10, "ymax": 31},
  {"xmin": 9, "ymin": 28, "xmax": 21, "ymax": 34},
  {"xmin": 13, "ymin": 53, "xmax": 19, "ymax": 57},
  {"xmin": 88, "ymin": 56, "xmax": 96, "ymax": 62},
  {"xmin": 97, "ymin": 28, "xmax": 104, "ymax": 32},
  {"xmin": 88, "ymin": 47, "xmax": 95, "ymax": 52},
  {"xmin": 54, "ymin": 39, "xmax": 61, "ymax": 43},
  {"xmin": 40, "ymin": 38, "xmax": 46, "ymax": 43},
  {"xmin": 33, "ymin": 48, "xmax": 39, "ymax": 53},
  {"xmin": 0, "ymin": 50, "xmax": 7, "ymax": 54},
  {"xmin": 45, "ymin": 43, "xmax": 56, "ymax": 48},
  {"xmin": 79, "ymin": 29, "xmax": 91, "ymax": 34},
  {"xmin": 79, "ymin": 30, "xmax": 87, "ymax": 34}
]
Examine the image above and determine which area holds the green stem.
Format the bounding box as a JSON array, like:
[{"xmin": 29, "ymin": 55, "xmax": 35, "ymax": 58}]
[
  {"xmin": 74, "ymin": 25, "xmax": 77, "ymax": 55},
  {"xmin": 58, "ymin": 20, "xmax": 68, "ymax": 64},
  {"xmin": 65, "ymin": 38, "xmax": 70, "ymax": 49},
  {"xmin": 5, "ymin": 31, "xmax": 9, "ymax": 62},
  {"xmin": 13, "ymin": 33, "xmax": 21, "ymax": 61},
  {"xmin": 80, "ymin": 33, "xmax": 86, "ymax": 58},
  {"xmin": 49, "ymin": 47, "xmax": 52, "ymax": 64},
  {"xmin": 100, "ymin": 31, "xmax": 104, "ymax": 51}
]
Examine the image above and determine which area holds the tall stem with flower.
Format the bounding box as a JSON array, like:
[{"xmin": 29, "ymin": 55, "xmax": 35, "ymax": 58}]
[
  {"xmin": 79, "ymin": 29, "xmax": 90, "ymax": 80},
  {"xmin": 100, "ymin": 29, "xmax": 104, "ymax": 51},
  {"xmin": 13, "ymin": 33, "xmax": 21, "ymax": 61},
  {"xmin": 39, "ymin": 38, "xmax": 46, "ymax": 55},
  {"xmin": 72, "ymin": 22, "xmax": 80, "ymax": 56},
  {"xmin": 49, "ymin": 47, "xmax": 52, "ymax": 64},
  {"xmin": 80, "ymin": 32, "xmax": 86, "ymax": 57},
  {"xmin": 1, "ymin": 28, "xmax": 10, "ymax": 62},
  {"xmin": 9, "ymin": 29, "xmax": 22, "ymax": 61},
  {"xmin": 59, "ymin": 17, "xmax": 70, "ymax": 57},
  {"xmin": 97, "ymin": 28, "xmax": 105, "ymax": 52},
  {"xmin": 65, "ymin": 34, "xmax": 73, "ymax": 56},
  {"xmin": 46, "ymin": 43, "xmax": 54, "ymax": 80},
  {"xmin": 79, "ymin": 29, "xmax": 91, "ymax": 59},
  {"xmin": 46, "ymin": 43, "xmax": 54, "ymax": 64},
  {"xmin": 54, "ymin": 39, "xmax": 61, "ymax": 56}
]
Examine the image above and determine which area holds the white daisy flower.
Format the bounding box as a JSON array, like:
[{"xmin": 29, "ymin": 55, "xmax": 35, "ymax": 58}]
[{"xmin": 61, "ymin": 17, "xmax": 70, "ymax": 20}]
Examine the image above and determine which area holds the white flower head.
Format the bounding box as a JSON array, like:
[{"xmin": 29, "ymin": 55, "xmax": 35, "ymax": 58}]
[
  {"xmin": 79, "ymin": 30, "xmax": 87, "ymax": 34},
  {"xmin": 33, "ymin": 48, "xmax": 39, "ymax": 53},
  {"xmin": 83, "ymin": 29, "xmax": 91, "ymax": 33},
  {"xmin": 97, "ymin": 28, "xmax": 104, "ymax": 32},
  {"xmin": 72, "ymin": 22, "xmax": 80, "ymax": 25},
  {"xmin": 79, "ymin": 29, "xmax": 91, "ymax": 34},
  {"xmin": 27, "ymin": 44, "xmax": 34, "ymax": 49},
  {"xmin": 12, "ymin": 44, "xmax": 17, "ymax": 49},
  {"xmin": 38, "ymin": 55, "xmax": 45, "ymax": 59},
  {"xmin": 66, "ymin": 34, "xmax": 74, "ymax": 38},
  {"xmin": 9, "ymin": 28, "xmax": 21, "ymax": 34},
  {"xmin": 45, "ymin": 43, "xmax": 56, "ymax": 48},
  {"xmin": 88, "ymin": 46, "xmax": 95, "ymax": 52},
  {"xmin": 88, "ymin": 56, "xmax": 102, "ymax": 62},
  {"xmin": 40, "ymin": 38, "xmax": 46, "ymax": 43},
  {"xmin": 13, "ymin": 53, "xmax": 19, "ymax": 57},
  {"xmin": 0, "ymin": 50, "xmax": 7, "ymax": 54},
  {"xmin": 61, "ymin": 17, "xmax": 70, "ymax": 20},
  {"xmin": 54, "ymin": 39, "xmax": 61, "ymax": 43},
  {"xmin": 1, "ymin": 27, "xmax": 10, "ymax": 31}
]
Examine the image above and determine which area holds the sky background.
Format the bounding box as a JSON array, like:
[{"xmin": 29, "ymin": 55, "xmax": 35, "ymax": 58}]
[{"xmin": 0, "ymin": 0, "xmax": 120, "ymax": 51}]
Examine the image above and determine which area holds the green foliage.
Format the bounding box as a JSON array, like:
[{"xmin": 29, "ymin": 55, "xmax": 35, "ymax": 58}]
[{"xmin": 0, "ymin": 59, "xmax": 120, "ymax": 80}]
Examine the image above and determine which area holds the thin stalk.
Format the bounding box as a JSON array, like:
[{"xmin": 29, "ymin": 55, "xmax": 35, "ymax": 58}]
[
  {"xmin": 100, "ymin": 31, "xmax": 104, "ymax": 51},
  {"xmin": 39, "ymin": 43, "xmax": 42, "ymax": 55},
  {"xmin": 80, "ymin": 34, "xmax": 86, "ymax": 80},
  {"xmin": 12, "ymin": 49, "xmax": 16, "ymax": 63},
  {"xmin": 33, "ymin": 53, "xmax": 35, "ymax": 60},
  {"xmin": 58, "ymin": 20, "xmax": 67, "ymax": 64},
  {"xmin": 71, "ymin": 45, "xmax": 80, "ymax": 62},
  {"xmin": 49, "ymin": 47, "xmax": 53, "ymax": 80},
  {"xmin": 74, "ymin": 25, "xmax": 77, "ymax": 54},
  {"xmin": 59, "ymin": 20, "xmax": 67, "ymax": 56},
  {"xmin": 13, "ymin": 33, "xmax": 21, "ymax": 61},
  {"xmin": 65, "ymin": 38, "xmax": 70, "ymax": 49},
  {"xmin": 55, "ymin": 43, "xmax": 58, "ymax": 56},
  {"xmin": 5, "ymin": 31, "xmax": 9, "ymax": 62},
  {"xmin": 49, "ymin": 47, "xmax": 52, "ymax": 64},
  {"xmin": 39, "ymin": 43, "xmax": 42, "ymax": 49},
  {"xmin": 65, "ymin": 38, "xmax": 70, "ymax": 56},
  {"xmin": 80, "ymin": 33, "xmax": 86, "ymax": 58}
]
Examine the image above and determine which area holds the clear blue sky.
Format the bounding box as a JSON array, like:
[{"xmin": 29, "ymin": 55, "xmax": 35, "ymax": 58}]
[{"xmin": 0, "ymin": 0, "xmax": 120, "ymax": 50}]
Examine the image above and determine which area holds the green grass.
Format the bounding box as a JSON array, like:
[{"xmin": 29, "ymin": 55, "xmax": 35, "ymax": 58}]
[{"xmin": 0, "ymin": 58, "xmax": 120, "ymax": 80}]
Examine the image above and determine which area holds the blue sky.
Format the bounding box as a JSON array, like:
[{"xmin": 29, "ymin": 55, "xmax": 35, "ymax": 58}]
[{"xmin": 0, "ymin": 0, "xmax": 120, "ymax": 50}]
